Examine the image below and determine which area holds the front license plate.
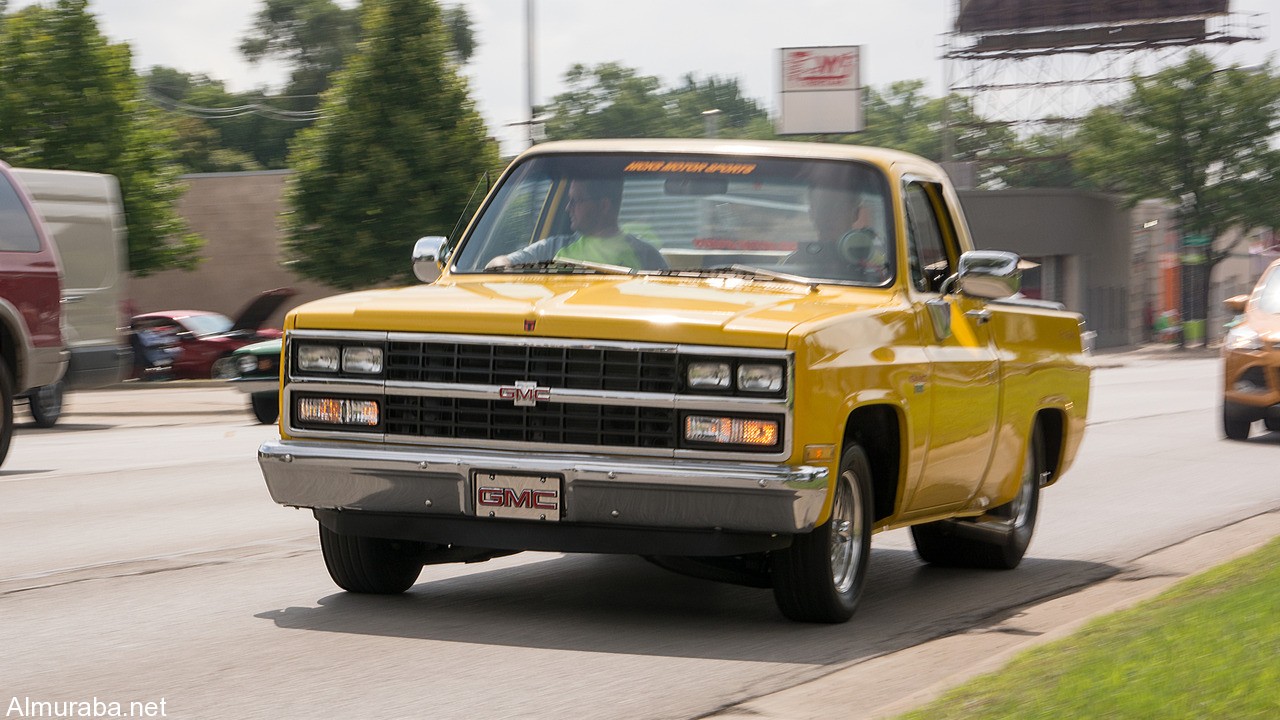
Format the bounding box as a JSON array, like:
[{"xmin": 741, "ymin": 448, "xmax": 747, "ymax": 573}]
[{"xmin": 472, "ymin": 471, "xmax": 562, "ymax": 521}]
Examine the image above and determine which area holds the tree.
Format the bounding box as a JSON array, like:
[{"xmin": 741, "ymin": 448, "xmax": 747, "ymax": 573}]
[
  {"xmin": 542, "ymin": 63, "xmax": 669, "ymax": 140},
  {"xmin": 0, "ymin": 0, "xmax": 201, "ymax": 274},
  {"xmin": 663, "ymin": 74, "xmax": 769, "ymax": 137},
  {"xmin": 283, "ymin": 0, "xmax": 499, "ymax": 290},
  {"xmin": 1077, "ymin": 52, "xmax": 1280, "ymax": 331}
]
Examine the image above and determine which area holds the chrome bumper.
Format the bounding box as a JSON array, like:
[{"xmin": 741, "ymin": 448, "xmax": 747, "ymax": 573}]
[{"xmin": 258, "ymin": 439, "xmax": 830, "ymax": 534}]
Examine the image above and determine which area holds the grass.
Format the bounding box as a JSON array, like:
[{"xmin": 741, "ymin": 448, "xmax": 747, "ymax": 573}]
[{"xmin": 897, "ymin": 536, "xmax": 1280, "ymax": 720}]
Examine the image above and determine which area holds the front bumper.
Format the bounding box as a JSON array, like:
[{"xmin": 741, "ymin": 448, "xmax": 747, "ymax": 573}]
[{"xmin": 258, "ymin": 439, "xmax": 829, "ymax": 539}]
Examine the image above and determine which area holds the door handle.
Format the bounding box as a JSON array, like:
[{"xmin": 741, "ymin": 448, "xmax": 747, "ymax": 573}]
[{"xmin": 965, "ymin": 309, "xmax": 991, "ymax": 325}]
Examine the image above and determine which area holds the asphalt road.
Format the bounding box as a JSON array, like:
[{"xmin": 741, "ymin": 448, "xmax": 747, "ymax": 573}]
[{"xmin": 0, "ymin": 356, "xmax": 1276, "ymax": 720}]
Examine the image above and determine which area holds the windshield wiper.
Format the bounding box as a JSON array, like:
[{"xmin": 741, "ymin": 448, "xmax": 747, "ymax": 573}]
[
  {"xmin": 494, "ymin": 258, "xmax": 635, "ymax": 276},
  {"xmin": 656, "ymin": 264, "xmax": 819, "ymax": 292}
]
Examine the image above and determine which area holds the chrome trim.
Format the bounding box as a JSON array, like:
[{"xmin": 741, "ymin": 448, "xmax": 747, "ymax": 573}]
[
  {"xmin": 258, "ymin": 439, "xmax": 829, "ymax": 534},
  {"xmin": 280, "ymin": 331, "xmax": 795, "ymax": 460}
]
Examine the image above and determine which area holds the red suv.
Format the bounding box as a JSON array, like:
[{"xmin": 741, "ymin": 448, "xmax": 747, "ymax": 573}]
[{"xmin": 0, "ymin": 160, "xmax": 68, "ymax": 465}]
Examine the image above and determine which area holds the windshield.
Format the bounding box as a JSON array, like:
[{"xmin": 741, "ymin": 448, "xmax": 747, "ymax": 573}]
[
  {"xmin": 1257, "ymin": 266, "xmax": 1280, "ymax": 314},
  {"xmin": 182, "ymin": 313, "xmax": 234, "ymax": 337},
  {"xmin": 451, "ymin": 152, "xmax": 895, "ymax": 287}
]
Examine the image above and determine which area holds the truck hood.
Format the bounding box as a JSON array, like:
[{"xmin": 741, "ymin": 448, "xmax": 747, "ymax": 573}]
[{"xmin": 288, "ymin": 276, "xmax": 888, "ymax": 349}]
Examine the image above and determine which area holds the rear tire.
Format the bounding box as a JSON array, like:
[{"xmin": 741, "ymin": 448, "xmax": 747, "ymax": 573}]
[
  {"xmin": 1265, "ymin": 418, "xmax": 1280, "ymax": 433},
  {"xmin": 250, "ymin": 392, "xmax": 279, "ymax": 424},
  {"xmin": 1223, "ymin": 406, "xmax": 1252, "ymax": 441},
  {"xmin": 318, "ymin": 523, "xmax": 423, "ymax": 594},
  {"xmin": 770, "ymin": 443, "xmax": 873, "ymax": 623},
  {"xmin": 29, "ymin": 380, "xmax": 64, "ymax": 428},
  {"xmin": 0, "ymin": 359, "xmax": 13, "ymax": 467},
  {"xmin": 912, "ymin": 426, "xmax": 1043, "ymax": 570}
]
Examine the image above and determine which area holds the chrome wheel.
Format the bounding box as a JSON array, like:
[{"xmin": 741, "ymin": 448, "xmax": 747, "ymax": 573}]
[{"xmin": 829, "ymin": 471, "xmax": 864, "ymax": 593}]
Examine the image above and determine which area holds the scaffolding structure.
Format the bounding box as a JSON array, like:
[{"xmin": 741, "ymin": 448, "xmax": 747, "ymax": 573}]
[{"xmin": 943, "ymin": 0, "xmax": 1263, "ymax": 151}]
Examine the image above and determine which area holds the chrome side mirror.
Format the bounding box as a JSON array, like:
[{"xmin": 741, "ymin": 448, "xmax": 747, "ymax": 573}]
[
  {"xmin": 412, "ymin": 236, "xmax": 449, "ymax": 283},
  {"xmin": 1223, "ymin": 294, "xmax": 1247, "ymax": 314},
  {"xmin": 956, "ymin": 250, "xmax": 1021, "ymax": 300}
]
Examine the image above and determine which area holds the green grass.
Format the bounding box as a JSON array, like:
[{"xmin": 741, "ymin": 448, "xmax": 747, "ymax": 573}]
[{"xmin": 897, "ymin": 537, "xmax": 1280, "ymax": 720}]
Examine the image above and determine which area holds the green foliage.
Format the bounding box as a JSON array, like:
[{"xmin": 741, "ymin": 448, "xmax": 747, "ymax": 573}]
[
  {"xmin": 1078, "ymin": 52, "xmax": 1280, "ymax": 250},
  {"xmin": 283, "ymin": 0, "xmax": 499, "ymax": 290},
  {"xmin": 898, "ymin": 537, "xmax": 1280, "ymax": 719},
  {"xmin": 0, "ymin": 0, "xmax": 201, "ymax": 275}
]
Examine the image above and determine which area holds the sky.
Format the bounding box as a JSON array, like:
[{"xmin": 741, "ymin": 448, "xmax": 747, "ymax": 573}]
[{"xmin": 9, "ymin": 0, "xmax": 1280, "ymax": 155}]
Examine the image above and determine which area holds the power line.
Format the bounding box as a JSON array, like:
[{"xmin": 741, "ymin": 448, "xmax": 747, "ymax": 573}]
[{"xmin": 144, "ymin": 89, "xmax": 324, "ymax": 122}]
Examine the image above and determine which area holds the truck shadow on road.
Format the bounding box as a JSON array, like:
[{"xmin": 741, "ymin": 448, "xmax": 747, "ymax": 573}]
[{"xmin": 255, "ymin": 548, "xmax": 1115, "ymax": 665}]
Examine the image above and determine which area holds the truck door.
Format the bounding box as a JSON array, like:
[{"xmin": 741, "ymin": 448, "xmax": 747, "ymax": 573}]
[{"xmin": 902, "ymin": 180, "xmax": 1000, "ymax": 513}]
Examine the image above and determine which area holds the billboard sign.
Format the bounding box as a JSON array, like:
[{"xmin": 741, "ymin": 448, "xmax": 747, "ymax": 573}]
[{"xmin": 778, "ymin": 46, "xmax": 863, "ymax": 135}]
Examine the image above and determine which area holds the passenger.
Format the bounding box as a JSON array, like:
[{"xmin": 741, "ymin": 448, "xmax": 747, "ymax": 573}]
[
  {"xmin": 487, "ymin": 180, "xmax": 666, "ymax": 270},
  {"xmin": 788, "ymin": 182, "xmax": 889, "ymax": 282}
]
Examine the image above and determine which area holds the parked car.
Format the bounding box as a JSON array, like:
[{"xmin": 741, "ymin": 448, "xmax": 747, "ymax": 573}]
[
  {"xmin": 228, "ymin": 338, "xmax": 281, "ymax": 424},
  {"xmin": 1222, "ymin": 257, "xmax": 1280, "ymax": 440},
  {"xmin": 0, "ymin": 160, "xmax": 68, "ymax": 458},
  {"xmin": 130, "ymin": 287, "xmax": 295, "ymax": 380}
]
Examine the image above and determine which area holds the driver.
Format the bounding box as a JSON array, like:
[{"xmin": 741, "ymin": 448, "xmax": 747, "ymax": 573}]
[
  {"xmin": 486, "ymin": 179, "xmax": 666, "ymax": 270},
  {"xmin": 787, "ymin": 179, "xmax": 888, "ymax": 282}
]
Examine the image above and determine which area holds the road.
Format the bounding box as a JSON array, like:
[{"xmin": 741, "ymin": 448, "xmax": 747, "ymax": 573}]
[{"xmin": 1, "ymin": 357, "xmax": 1276, "ymax": 720}]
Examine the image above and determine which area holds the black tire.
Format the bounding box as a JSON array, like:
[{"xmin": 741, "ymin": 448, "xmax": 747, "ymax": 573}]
[
  {"xmin": 250, "ymin": 392, "xmax": 279, "ymax": 425},
  {"xmin": 0, "ymin": 358, "xmax": 12, "ymax": 467},
  {"xmin": 911, "ymin": 426, "xmax": 1043, "ymax": 570},
  {"xmin": 1223, "ymin": 406, "xmax": 1251, "ymax": 441},
  {"xmin": 1265, "ymin": 418, "xmax": 1280, "ymax": 433},
  {"xmin": 29, "ymin": 379, "xmax": 64, "ymax": 428},
  {"xmin": 318, "ymin": 523, "xmax": 423, "ymax": 594},
  {"xmin": 771, "ymin": 443, "xmax": 873, "ymax": 623}
]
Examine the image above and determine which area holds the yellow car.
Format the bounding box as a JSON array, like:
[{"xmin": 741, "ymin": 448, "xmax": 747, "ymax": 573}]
[
  {"xmin": 1222, "ymin": 257, "xmax": 1280, "ymax": 440},
  {"xmin": 258, "ymin": 139, "xmax": 1091, "ymax": 623}
]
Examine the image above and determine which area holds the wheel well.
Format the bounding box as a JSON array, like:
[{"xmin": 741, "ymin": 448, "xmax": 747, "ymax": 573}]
[
  {"xmin": 1034, "ymin": 408, "xmax": 1065, "ymax": 479},
  {"xmin": 842, "ymin": 404, "xmax": 900, "ymax": 523}
]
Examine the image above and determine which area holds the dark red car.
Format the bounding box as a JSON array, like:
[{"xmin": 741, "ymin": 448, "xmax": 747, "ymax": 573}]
[{"xmin": 130, "ymin": 288, "xmax": 296, "ymax": 380}]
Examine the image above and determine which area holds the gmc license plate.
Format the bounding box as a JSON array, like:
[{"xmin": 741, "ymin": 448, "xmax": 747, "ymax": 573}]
[{"xmin": 472, "ymin": 471, "xmax": 562, "ymax": 521}]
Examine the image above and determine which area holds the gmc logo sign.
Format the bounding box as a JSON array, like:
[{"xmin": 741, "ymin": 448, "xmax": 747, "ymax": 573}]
[
  {"xmin": 477, "ymin": 486, "xmax": 558, "ymax": 510},
  {"xmin": 498, "ymin": 380, "xmax": 551, "ymax": 407}
]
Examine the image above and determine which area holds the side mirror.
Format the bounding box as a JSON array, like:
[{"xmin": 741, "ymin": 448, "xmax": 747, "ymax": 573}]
[
  {"xmin": 412, "ymin": 236, "xmax": 449, "ymax": 283},
  {"xmin": 955, "ymin": 250, "xmax": 1021, "ymax": 300},
  {"xmin": 1223, "ymin": 294, "xmax": 1248, "ymax": 314}
]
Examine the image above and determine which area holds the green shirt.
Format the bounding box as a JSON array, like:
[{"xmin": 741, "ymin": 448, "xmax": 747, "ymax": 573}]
[{"xmin": 554, "ymin": 233, "xmax": 642, "ymax": 267}]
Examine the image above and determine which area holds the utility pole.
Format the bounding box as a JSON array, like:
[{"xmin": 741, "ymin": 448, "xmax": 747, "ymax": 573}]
[{"xmin": 526, "ymin": 0, "xmax": 536, "ymax": 148}]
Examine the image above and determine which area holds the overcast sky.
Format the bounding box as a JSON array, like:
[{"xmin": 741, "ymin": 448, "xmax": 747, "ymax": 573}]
[{"xmin": 9, "ymin": 0, "xmax": 1280, "ymax": 154}]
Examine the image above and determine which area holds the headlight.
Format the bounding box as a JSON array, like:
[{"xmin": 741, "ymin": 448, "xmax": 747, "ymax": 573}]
[
  {"xmin": 737, "ymin": 363, "xmax": 784, "ymax": 392},
  {"xmin": 237, "ymin": 355, "xmax": 258, "ymax": 374},
  {"xmin": 297, "ymin": 345, "xmax": 340, "ymax": 372},
  {"xmin": 1225, "ymin": 326, "xmax": 1263, "ymax": 351},
  {"xmin": 688, "ymin": 361, "xmax": 732, "ymax": 390},
  {"xmin": 342, "ymin": 346, "xmax": 384, "ymax": 374},
  {"xmin": 685, "ymin": 415, "xmax": 779, "ymax": 448}
]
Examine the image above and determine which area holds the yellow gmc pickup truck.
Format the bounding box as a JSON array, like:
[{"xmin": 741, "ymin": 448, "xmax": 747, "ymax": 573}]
[{"xmin": 258, "ymin": 139, "xmax": 1091, "ymax": 623}]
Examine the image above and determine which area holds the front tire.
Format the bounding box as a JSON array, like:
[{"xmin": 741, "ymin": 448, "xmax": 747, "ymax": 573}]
[
  {"xmin": 0, "ymin": 359, "xmax": 13, "ymax": 467},
  {"xmin": 912, "ymin": 426, "xmax": 1043, "ymax": 570},
  {"xmin": 318, "ymin": 523, "xmax": 424, "ymax": 594},
  {"xmin": 250, "ymin": 392, "xmax": 279, "ymax": 424},
  {"xmin": 29, "ymin": 380, "xmax": 64, "ymax": 428},
  {"xmin": 771, "ymin": 443, "xmax": 873, "ymax": 623},
  {"xmin": 1223, "ymin": 405, "xmax": 1252, "ymax": 441}
]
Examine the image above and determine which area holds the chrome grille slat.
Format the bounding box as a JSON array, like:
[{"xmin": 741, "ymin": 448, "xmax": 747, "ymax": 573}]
[
  {"xmin": 387, "ymin": 341, "xmax": 679, "ymax": 392},
  {"xmin": 385, "ymin": 396, "xmax": 677, "ymax": 448}
]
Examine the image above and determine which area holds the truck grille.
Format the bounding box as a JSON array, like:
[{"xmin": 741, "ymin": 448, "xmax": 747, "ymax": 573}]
[
  {"xmin": 385, "ymin": 396, "xmax": 678, "ymax": 448},
  {"xmin": 387, "ymin": 340, "xmax": 679, "ymax": 393}
]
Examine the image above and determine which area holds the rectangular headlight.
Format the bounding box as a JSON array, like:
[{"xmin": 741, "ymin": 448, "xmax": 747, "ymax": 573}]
[
  {"xmin": 688, "ymin": 361, "xmax": 732, "ymax": 389},
  {"xmin": 342, "ymin": 346, "xmax": 384, "ymax": 374},
  {"xmin": 296, "ymin": 397, "xmax": 379, "ymax": 426},
  {"xmin": 737, "ymin": 363, "xmax": 784, "ymax": 393},
  {"xmin": 297, "ymin": 345, "xmax": 340, "ymax": 372},
  {"xmin": 685, "ymin": 415, "xmax": 778, "ymax": 447}
]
